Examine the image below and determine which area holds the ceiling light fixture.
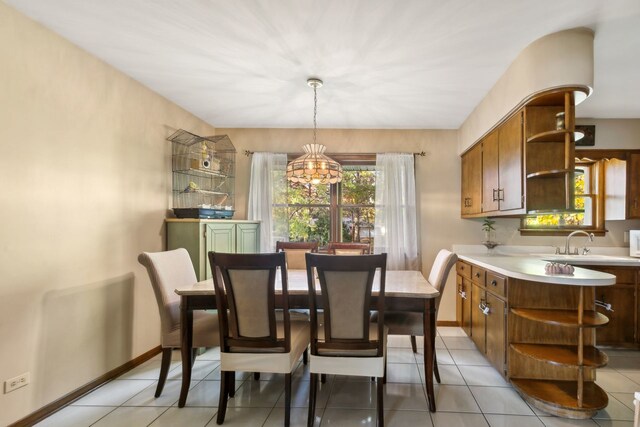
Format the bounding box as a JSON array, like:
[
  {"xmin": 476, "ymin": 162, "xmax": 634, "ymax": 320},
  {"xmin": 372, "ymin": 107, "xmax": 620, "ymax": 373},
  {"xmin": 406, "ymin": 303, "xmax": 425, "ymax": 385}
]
[{"xmin": 286, "ymin": 78, "xmax": 342, "ymax": 185}]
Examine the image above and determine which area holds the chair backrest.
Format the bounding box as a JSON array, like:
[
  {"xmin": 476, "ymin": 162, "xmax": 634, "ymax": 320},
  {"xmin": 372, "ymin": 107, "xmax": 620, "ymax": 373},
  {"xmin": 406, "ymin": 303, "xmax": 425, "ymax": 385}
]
[
  {"xmin": 305, "ymin": 253, "xmax": 387, "ymax": 356},
  {"xmin": 327, "ymin": 242, "xmax": 371, "ymax": 255},
  {"xmin": 138, "ymin": 248, "xmax": 197, "ymax": 335},
  {"xmin": 428, "ymin": 249, "xmax": 458, "ymax": 312},
  {"xmin": 276, "ymin": 241, "xmax": 319, "ymax": 270},
  {"xmin": 209, "ymin": 251, "xmax": 290, "ymax": 352}
]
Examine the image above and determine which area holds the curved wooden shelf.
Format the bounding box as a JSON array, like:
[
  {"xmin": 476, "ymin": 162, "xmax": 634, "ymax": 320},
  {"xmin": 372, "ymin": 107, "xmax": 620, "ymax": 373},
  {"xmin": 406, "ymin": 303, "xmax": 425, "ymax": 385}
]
[
  {"xmin": 527, "ymin": 130, "xmax": 584, "ymax": 144},
  {"xmin": 511, "ymin": 379, "xmax": 608, "ymax": 419},
  {"xmin": 510, "ymin": 343, "xmax": 608, "ymax": 368},
  {"xmin": 511, "ymin": 308, "xmax": 609, "ymax": 327},
  {"xmin": 526, "ymin": 169, "xmax": 574, "ymax": 179}
]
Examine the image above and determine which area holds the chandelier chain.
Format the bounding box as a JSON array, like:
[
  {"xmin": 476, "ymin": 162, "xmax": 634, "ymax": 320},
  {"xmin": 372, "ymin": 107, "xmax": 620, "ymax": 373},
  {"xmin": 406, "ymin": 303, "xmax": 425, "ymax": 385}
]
[{"xmin": 313, "ymin": 85, "xmax": 318, "ymax": 146}]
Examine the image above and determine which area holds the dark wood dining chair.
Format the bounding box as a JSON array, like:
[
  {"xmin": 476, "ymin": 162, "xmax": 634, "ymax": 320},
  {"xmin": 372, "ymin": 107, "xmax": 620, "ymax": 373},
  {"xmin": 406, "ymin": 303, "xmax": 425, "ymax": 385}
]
[
  {"xmin": 276, "ymin": 241, "xmax": 319, "ymax": 269},
  {"xmin": 305, "ymin": 253, "xmax": 387, "ymax": 427},
  {"xmin": 208, "ymin": 252, "xmax": 310, "ymax": 427},
  {"xmin": 138, "ymin": 249, "xmax": 219, "ymax": 398},
  {"xmin": 373, "ymin": 249, "xmax": 457, "ymax": 384},
  {"xmin": 326, "ymin": 241, "xmax": 371, "ymax": 255}
]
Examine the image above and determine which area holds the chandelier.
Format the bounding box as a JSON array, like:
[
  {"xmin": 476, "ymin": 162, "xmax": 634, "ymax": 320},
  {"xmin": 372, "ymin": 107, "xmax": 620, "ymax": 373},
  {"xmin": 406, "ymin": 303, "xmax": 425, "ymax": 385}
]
[{"xmin": 286, "ymin": 78, "xmax": 342, "ymax": 185}]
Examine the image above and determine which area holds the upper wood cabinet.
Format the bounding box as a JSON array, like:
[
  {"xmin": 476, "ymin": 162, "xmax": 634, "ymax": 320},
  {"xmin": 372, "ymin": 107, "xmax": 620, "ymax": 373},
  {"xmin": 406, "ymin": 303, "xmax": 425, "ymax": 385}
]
[
  {"xmin": 461, "ymin": 143, "xmax": 482, "ymax": 215},
  {"xmin": 629, "ymin": 153, "xmax": 640, "ymax": 218},
  {"xmin": 461, "ymin": 87, "xmax": 587, "ymax": 218}
]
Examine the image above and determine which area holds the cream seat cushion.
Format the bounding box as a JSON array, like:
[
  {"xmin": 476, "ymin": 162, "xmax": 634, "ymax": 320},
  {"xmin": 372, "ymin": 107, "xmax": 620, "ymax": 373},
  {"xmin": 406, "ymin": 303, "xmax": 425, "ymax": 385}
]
[
  {"xmin": 163, "ymin": 303, "xmax": 219, "ymax": 348},
  {"xmin": 370, "ymin": 311, "xmax": 423, "ymax": 336},
  {"xmin": 283, "ymin": 249, "xmax": 311, "ymax": 270}
]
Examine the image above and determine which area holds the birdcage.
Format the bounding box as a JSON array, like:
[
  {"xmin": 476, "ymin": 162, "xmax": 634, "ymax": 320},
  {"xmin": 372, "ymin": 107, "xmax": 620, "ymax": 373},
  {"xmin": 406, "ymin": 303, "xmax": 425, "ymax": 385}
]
[{"xmin": 167, "ymin": 129, "xmax": 236, "ymax": 219}]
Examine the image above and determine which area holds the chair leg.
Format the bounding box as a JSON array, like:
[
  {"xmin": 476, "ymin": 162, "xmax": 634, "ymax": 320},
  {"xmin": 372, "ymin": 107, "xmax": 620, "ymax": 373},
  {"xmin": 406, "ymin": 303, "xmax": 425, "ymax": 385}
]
[
  {"xmin": 383, "ymin": 358, "xmax": 387, "ymax": 384},
  {"xmin": 285, "ymin": 373, "xmax": 292, "ymax": 427},
  {"xmin": 216, "ymin": 371, "xmax": 229, "ymax": 424},
  {"xmin": 308, "ymin": 373, "xmax": 318, "ymax": 427},
  {"xmin": 434, "ymin": 351, "xmax": 441, "ymax": 384},
  {"xmin": 377, "ymin": 377, "xmax": 384, "ymax": 427},
  {"xmin": 228, "ymin": 371, "xmax": 235, "ymax": 398},
  {"xmin": 303, "ymin": 348, "xmax": 308, "ymax": 365},
  {"xmin": 254, "ymin": 372, "xmax": 260, "ymax": 380},
  {"xmin": 191, "ymin": 348, "xmax": 198, "ymax": 365},
  {"xmin": 154, "ymin": 348, "xmax": 172, "ymax": 398},
  {"xmin": 410, "ymin": 336, "xmax": 418, "ymax": 353},
  {"xmin": 320, "ymin": 373, "xmax": 326, "ymax": 384}
]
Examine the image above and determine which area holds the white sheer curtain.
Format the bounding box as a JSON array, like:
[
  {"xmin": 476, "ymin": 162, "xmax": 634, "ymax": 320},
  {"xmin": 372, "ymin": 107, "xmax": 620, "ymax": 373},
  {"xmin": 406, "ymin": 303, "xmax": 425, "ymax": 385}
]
[
  {"xmin": 247, "ymin": 152, "xmax": 288, "ymax": 252},
  {"xmin": 374, "ymin": 153, "xmax": 419, "ymax": 270}
]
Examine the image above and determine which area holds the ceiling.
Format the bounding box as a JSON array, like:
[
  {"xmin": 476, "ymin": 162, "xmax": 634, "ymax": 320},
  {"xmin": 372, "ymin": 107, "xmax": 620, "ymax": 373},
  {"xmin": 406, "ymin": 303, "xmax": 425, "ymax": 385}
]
[{"xmin": 7, "ymin": 0, "xmax": 640, "ymax": 129}]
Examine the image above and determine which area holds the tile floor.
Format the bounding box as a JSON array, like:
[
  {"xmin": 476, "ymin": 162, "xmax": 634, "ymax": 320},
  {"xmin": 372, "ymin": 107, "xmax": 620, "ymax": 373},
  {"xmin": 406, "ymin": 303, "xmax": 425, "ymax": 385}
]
[{"xmin": 36, "ymin": 327, "xmax": 640, "ymax": 427}]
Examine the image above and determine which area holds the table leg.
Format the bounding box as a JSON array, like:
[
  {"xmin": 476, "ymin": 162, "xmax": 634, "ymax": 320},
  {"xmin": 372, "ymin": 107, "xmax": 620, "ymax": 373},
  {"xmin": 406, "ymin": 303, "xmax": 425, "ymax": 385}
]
[
  {"xmin": 178, "ymin": 295, "xmax": 193, "ymax": 407},
  {"xmin": 424, "ymin": 299, "xmax": 437, "ymax": 412}
]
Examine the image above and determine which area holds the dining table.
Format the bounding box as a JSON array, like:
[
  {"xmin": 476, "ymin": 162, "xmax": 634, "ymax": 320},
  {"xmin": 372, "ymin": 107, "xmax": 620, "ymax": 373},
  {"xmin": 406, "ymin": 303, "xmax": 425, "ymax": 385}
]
[{"xmin": 174, "ymin": 269, "xmax": 441, "ymax": 411}]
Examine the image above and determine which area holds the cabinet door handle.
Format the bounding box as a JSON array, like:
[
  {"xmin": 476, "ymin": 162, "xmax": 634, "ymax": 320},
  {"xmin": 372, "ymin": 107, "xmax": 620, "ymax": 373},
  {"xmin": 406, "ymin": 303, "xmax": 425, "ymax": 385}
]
[
  {"xmin": 498, "ymin": 188, "xmax": 505, "ymax": 201},
  {"xmin": 490, "ymin": 280, "xmax": 497, "ymax": 287},
  {"xmin": 458, "ymin": 286, "xmax": 467, "ymax": 300},
  {"xmin": 492, "ymin": 189, "xmax": 498, "ymax": 201}
]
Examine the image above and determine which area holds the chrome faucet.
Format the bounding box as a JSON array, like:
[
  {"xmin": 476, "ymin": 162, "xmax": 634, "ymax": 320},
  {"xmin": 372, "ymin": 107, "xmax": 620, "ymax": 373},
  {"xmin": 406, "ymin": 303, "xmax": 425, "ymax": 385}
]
[{"xmin": 563, "ymin": 230, "xmax": 595, "ymax": 255}]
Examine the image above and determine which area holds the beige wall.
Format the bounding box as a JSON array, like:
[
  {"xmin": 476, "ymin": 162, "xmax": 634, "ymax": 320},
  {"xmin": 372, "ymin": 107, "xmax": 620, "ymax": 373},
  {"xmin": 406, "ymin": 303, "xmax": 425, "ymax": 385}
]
[{"xmin": 0, "ymin": 4, "xmax": 215, "ymax": 424}]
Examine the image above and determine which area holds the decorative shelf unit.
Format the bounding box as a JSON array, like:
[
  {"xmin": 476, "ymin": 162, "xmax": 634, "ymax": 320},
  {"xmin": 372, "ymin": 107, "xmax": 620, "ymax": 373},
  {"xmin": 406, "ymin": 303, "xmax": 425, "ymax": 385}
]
[
  {"xmin": 509, "ymin": 285, "xmax": 610, "ymax": 419},
  {"xmin": 524, "ymin": 89, "xmax": 589, "ymax": 213},
  {"xmin": 168, "ymin": 130, "xmax": 236, "ymax": 219}
]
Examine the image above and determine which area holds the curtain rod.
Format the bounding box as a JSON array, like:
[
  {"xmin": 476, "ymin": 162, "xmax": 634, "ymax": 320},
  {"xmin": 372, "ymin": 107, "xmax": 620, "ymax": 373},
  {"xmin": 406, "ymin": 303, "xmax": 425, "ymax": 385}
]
[{"xmin": 243, "ymin": 150, "xmax": 426, "ymax": 157}]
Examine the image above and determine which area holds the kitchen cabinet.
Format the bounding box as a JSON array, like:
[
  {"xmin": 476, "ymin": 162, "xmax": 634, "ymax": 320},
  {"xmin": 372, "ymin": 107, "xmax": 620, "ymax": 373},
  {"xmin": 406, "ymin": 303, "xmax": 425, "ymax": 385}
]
[
  {"xmin": 461, "ymin": 87, "xmax": 588, "ymax": 218},
  {"xmin": 456, "ymin": 275, "xmax": 472, "ymax": 336},
  {"xmin": 628, "ymin": 153, "xmax": 640, "ymax": 218},
  {"xmin": 166, "ymin": 219, "xmax": 260, "ymax": 280},
  {"xmin": 461, "ymin": 143, "xmax": 483, "ymax": 215}
]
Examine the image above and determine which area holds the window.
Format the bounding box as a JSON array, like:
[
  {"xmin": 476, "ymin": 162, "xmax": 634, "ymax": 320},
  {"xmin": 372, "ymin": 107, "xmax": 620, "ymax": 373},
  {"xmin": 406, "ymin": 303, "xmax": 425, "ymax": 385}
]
[
  {"xmin": 521, "ymin": 159, "xmax": 604, "ymax": 234},
  {"xmin": 273, "ymin": 161, "xmax": 376, "ymax": 249}
]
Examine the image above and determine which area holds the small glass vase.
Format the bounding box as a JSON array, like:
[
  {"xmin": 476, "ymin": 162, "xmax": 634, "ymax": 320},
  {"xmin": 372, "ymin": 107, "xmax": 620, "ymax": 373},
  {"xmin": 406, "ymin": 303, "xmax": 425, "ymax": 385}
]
[{"xmin": 482, "ymin": 230, "xmax": 498, "ymax": 249}]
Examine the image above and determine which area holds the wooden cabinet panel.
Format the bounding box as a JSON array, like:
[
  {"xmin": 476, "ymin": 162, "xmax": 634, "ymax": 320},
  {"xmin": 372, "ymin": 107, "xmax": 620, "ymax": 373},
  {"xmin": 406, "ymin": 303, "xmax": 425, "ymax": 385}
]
[
  {"xmin": 456, "ymin": 261, "xmax": 471, "ymax": 280},
  {"xmin": 595, "ymin": 284, "xmax": 636, "ymax": 344},
  {"xmin": 472, "ymin": 265, "xmax": 486, "ymax": 286},
  {"xmin": 486, "ymin": 292, "xmax": 506, "ymax": 375},
  {"xmin": 461, "ymin": 144, "xmax": 483, "ymax": 215},
  {"xmin": 457, "ymin": 276, "xmax": 473, "ymax": 336},
  {"xmin": 486, "ymin": 272, "xmax": 507, "ymax": 298},
  {"xmin": 482, "ymin": 131, "xmax": 500, "ymax": 213},
  {"xmin": 628, "ymin": 153, "xmax": 640, "ymax": 218},
  {"xmin": 498, "ymin": 112, "xmax": 524, "ymax": 211},
  {"xmin": 236, "ymin": 223, "xmax": 260, "ymax": 254},
  {"xmin": 471, "ymin": 283, "xmax": 486, "ymax": 353},
  {"xmin": 205, "ymin": 223, "xmax": 236, "ymax": 279}
]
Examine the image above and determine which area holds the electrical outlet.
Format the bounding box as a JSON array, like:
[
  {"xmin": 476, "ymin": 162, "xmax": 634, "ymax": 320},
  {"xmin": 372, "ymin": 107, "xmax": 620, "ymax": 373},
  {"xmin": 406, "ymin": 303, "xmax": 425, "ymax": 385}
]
[{"xmin": 4, "ymin": 372, "xmax": 29, "ymax": 394}]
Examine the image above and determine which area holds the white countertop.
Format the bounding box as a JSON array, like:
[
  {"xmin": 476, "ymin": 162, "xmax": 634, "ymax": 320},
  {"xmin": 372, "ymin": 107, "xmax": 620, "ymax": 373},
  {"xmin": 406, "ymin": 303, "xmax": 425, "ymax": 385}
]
[{"xmin": 457, "ymin": 254, "xmax": 616, "ymax": 286}]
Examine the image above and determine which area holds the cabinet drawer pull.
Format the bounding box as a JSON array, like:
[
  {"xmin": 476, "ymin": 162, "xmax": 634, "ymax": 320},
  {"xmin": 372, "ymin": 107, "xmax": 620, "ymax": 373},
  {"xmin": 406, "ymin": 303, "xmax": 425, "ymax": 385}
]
[
  {"xmin": 498, "ymin": 188, "xmax": 505, "ymax": 201},
  {"xmin": 490, "ymin": 280, "xmax": 497, "ymax": 286},
  {"xmin": 475, "ymin": 272, "xmax": 481, "ymax": 278},
  {"xmin": 492, "ymin": 189, "xmax": 498, "ymax": 201}
]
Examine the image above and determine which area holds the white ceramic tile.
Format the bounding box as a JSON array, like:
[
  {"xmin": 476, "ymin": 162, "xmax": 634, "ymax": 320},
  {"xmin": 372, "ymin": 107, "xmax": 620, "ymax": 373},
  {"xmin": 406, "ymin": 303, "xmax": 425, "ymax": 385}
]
[
  {"xmin": 204, "ymin": 407, "xmax": 271, "ymax": 426},
  {"xmin": 227, "ymin": 377, "xmax": 285, "ymax": 408},
  {"xmin": 470, "ymin": 386, "xmax": 534, "ymax": 415},
  {"xmin": 617, "ymin": 370, "xmax": 640, "ymax": 385},
  {"xmin": 430, "ymin": 412, "xmax": 489, "ymax": 427},
  {"xmin": 275, "ymin": 376, "xmax": 333, "ymax": 409},
  {"xmin": 609, "ymin": 392, "xmax": 636, "ymax": 411},
  {"xmin": 539, "ymin": 416, "xmax": 599, "ymax": 426},
  {"xmin": 417, "ymin": 363, "xmax": 466, "ymax": 385},
  {"xmin": 596, "ymin": 371, "xmax": 640, "ymax": 393},
  {"xmin": 92, "ymin": 406, "xmax": 168, "ymax": 427},
  {"xmin": 437, "ymin": 327, "xmax": 468, "ymax": 337},
  {"xmin": 198, "ymin": 346, "xmax": 221, "ymax": 361},
  {"xmin": 204, "ymin": 366, "xmax": 251, "ymax": 381},
  {"xmin": 458, "ymin": 365, "xmax": 509, "ymax": 386},
  {"xmin": 177, "ymin": 380, "xmax": 221, "ymax": 407},
  {"xmin": 485, "ymin": 414, "xmax": 545, "ymax": 427},
  {"xmin": 431, "ymin": 384, "xmax": 481, "ymax": 413},
  {"xmin": 35, "ymin": 406, "xmax": 115, "ymax": 427},
  {"xmin": 72, "ymin": 380, "xmax": 155, "ymax": 406},
  {"xmin": 383, "ymin": 383, "xmax": 429, "ymax": 411},
  {"xmin": 593, "ymin": 420, "xmax": 635, "ymax": 427},
  {"xmin": 384, "ymin": 409, "xmax": 433, "ymax": 426},
  {"xmin": 607, "ymin": 357, "xmax": 640, "ymax": 371},
  {"xmin": 264, "ymin": 407, "xmax": 321, "ymax": 427},
  {"xmin": 387, "ymin": 347, "xmax": 418, "ymax": 363},
  {"xmin": 167, "ymin": 360, "xmax": 218, "ymax": 381},
  {"xmin": 386, "ymin": 363, "xmax": 422, "ymax": 383},
  {"xmin": 118, "ymin": 359, "xmax": 182, "ymax": 380},
  {"xmin": 592, "ymin": 393, "xmax": 635, "ymax": 421},
  {"xmin": 449, "ymin": 349, "xmax": 491, "ymax": 366},
  {"xmin": 604, "ymin": 350, "xmax": 640, "ymax": 358},
  {"xmin": 320, "ymin": 408, "xmax": 376, "ymax": 426},
  {"xmin": 326, "ymin": 380, "xmax": 376, "ymax": 409},
  {"xmin": 443, "ymin": 336, "xmax": 477, "ymax": 350},
  {"xmin": 123, "ymin": 379, "xmax": 198, "ymax": 407},
  {"xmin": 149, "ymin": 407, "xmax": 215, "ymax": 426}
]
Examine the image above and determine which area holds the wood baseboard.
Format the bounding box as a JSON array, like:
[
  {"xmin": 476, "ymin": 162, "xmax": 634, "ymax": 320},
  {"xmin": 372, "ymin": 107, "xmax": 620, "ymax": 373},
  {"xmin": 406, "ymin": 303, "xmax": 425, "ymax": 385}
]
[
  {"xmin": 437, "ymin": 320, "xmax": 459, "ymax": 327},
  {"xmin": 10, "ymin": 346, "xmax": 162, "ymax": 427}
]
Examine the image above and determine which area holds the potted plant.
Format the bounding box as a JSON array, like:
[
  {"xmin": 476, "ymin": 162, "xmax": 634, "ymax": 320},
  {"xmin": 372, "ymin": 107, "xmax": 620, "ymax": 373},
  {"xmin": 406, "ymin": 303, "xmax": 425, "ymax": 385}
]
[{"xmin": 482, "ymin": 218, "xmax": 498, "ymax": 249}]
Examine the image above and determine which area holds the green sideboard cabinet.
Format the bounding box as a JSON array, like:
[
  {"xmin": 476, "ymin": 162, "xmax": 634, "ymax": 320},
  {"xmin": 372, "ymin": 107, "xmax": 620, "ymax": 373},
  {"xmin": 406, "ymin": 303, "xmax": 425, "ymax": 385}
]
[{"xmin": 166, "ymin": 219, "xmax": 261, "ymax": 280}]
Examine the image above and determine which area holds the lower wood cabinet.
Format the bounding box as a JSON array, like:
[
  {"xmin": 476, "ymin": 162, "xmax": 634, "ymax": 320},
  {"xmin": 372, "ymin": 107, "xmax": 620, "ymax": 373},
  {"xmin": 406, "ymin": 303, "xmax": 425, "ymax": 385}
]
[
  {"xmin": 457, "ymin": 275, "xmax": 472, "ymax": 336},
  {"xmin": 166, "ymin": 219, "xmax": 260, "ymax": 280},
  {"xmin": 470, "ymin": 282, "xmax": 486, "ymax": 354},
  {"xmin": 485, "ymin": 291, "xmax": 507, "ymax": 374}
]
